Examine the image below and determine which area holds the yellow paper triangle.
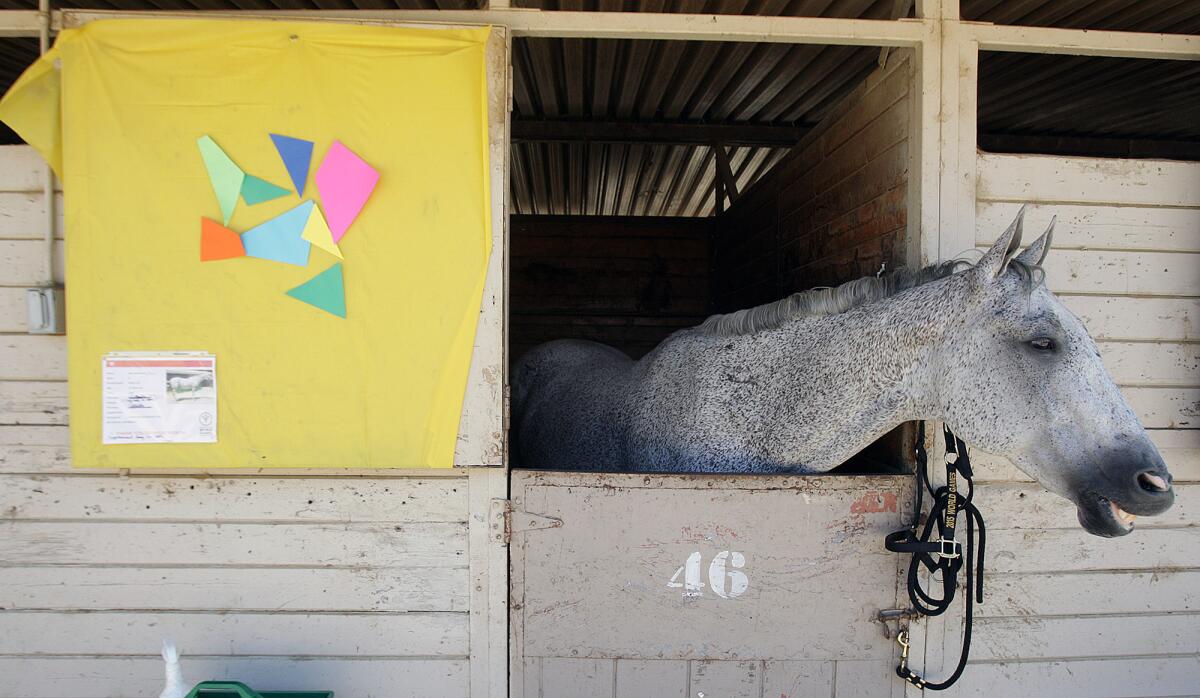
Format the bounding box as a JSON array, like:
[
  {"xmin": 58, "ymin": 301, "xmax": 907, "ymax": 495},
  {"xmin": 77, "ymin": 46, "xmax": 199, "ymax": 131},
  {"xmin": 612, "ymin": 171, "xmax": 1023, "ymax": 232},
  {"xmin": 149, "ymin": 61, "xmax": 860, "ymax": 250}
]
[{"xmin": 301, "ymin": 203, "xmax": 343, "ymax": 259}]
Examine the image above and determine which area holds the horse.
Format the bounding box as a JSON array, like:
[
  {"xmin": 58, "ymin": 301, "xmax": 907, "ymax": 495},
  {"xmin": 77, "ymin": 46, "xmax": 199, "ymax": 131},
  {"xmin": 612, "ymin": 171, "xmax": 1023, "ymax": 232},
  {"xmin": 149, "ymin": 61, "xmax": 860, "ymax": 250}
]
[
  {"xmin": 167, "ymin": 373, "xmax": 212, "ymax": 401},
  {"xmin": 512, "ymin": 209, "xmax": 1175, "ymax": 537}
]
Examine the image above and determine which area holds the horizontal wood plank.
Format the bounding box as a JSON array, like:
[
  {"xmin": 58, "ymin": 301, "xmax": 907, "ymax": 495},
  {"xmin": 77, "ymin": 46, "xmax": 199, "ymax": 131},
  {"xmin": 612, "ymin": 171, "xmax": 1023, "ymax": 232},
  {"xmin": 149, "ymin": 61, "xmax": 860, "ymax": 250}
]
[
  {"xmin": 0, "ymin": 239, "xmax": 64, "ymax": 287},
  {"xmin": 978, "ymin": 153, "xmax": 1200, "ymax": 208},
  {"xmin": 0, "ymin": 288, "xmax": 26, "ymax": 332},
  {"xmin": 0, "ymin": 335, "xmax": 65, "ymax": 380},
  {"xmin": 0, "ymin": 474, "xmax": 468, "ymax": 523},
  {"xmin": 0, "ymin": 424, "xmax": 67, "ymax": 445},
  {"xmin": 1055, "ymin": 249, "xmax": 1200, "ymax": 297},
  {"xmin": 0, "ymin": 610, "xmax": 468, "ymax": 657},
  {"xmin": 1064, "ymin": 296, "xmax": 1200, "ymax": 342},
  {"xmin": 1032, "ymin": 249, "xmax": 1200, "ymax": 297},
  {"xmin": 0, "ymin": 441, "xmax": 473, "ymax": 476},
  {"xmin": 0, "ymin": 521, "xmax": 467, "ymax": 568},
  {"xmin": 0, "ymin": 146, "xmax": 55, "ymax": 193},
  {"xmin": 0, "ymin": 657, "xmax": 469, "ymax": 698},
  {"xmin": 976, "ymin": 202, "xmax": 1200, "ymax": 253},
  {"xmin": 1098, "ymin": 341, "xmax": 1199, "ymax": 387},
  {"xmin": 0, "ymin": 444, "xmax": 71, "ymax": 472},
  {"xmin": 0, "ymin": 565, "xmax": 468, "ymax": 613},
  {"xmin": 759, "ymin": 660, "xmax": 834, "ymax": 698},
  {"xmin": 539, "ymin": 658, "xmax": 616, "ymax": 698},
  {"xmin": 981, "ymin": 570, "xmax": 1199, "ymax": 618},
  {"xmin": 985, "ymin": 528, "xmax": 1199, "ymax": 574},
  {"xmin": 0, "ymin": 191, "xmax": 63, "ymax": 240},
  {"xmin": 0, "ymin": 380, "xmax": 66, "ymax": 424},
  {"xmin": 1122, "ymin": 387, "xmax": 1199, "ymax": 429},
  {"xmin": 956, "ymin": 656, "xmax": 1200, "ymax": 697}
]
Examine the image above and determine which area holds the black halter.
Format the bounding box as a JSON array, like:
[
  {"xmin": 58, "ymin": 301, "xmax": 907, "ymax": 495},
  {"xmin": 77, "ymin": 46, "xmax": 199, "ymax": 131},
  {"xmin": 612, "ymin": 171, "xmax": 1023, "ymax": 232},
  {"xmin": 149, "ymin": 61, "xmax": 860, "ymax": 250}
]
[{"xmin": 884, "ymin": 422, "xmax": 986, "ymax": 691}]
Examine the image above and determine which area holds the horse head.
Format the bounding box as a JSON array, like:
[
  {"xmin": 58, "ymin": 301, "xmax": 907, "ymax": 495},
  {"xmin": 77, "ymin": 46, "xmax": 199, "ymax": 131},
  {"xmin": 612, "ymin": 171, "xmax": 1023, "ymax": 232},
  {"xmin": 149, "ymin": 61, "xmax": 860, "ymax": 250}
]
[{"xmin": 933, "ymin": 210, "xmax": 1174, "ymax": 537}]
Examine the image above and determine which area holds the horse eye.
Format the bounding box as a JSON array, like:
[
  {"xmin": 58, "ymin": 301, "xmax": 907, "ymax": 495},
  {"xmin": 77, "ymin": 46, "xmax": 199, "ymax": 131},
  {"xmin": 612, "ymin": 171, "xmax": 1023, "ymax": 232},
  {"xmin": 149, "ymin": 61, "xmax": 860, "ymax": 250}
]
[{"xmin": 1029, "ymin": 337, "xmax": 1056, "ymax": 352}]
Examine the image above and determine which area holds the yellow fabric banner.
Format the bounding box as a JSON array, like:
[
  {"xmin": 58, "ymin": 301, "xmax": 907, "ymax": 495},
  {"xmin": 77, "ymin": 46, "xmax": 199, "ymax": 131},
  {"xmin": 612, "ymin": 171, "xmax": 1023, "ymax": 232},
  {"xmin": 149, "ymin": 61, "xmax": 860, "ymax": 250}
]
[{"xmin": 0, "ymin": 19, "xmax": 492, "ymax": 468}]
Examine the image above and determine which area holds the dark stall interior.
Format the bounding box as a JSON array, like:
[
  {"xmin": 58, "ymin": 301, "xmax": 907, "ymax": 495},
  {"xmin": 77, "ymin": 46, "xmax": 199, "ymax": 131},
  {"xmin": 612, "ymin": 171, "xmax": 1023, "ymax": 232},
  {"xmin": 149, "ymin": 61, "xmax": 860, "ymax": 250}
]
[{"xmin": 508, "ymin": 36, "xmax": 917, "ymax": 472}]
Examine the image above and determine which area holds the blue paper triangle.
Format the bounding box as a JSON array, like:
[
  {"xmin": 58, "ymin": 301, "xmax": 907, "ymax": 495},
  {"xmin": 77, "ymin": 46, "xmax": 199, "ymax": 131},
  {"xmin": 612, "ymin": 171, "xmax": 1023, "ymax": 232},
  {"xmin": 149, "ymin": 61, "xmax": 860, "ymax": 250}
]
[
  {"xmin": 270, "ymin": 133, "xmax": 314, "ymax": 197},
  {"xmin": 241, "ymin": 200, "xmax": 313, "ymax": 267},
  {"xmin": 286, "ymin": 262, "xmax": 346, "ymax": 318}
]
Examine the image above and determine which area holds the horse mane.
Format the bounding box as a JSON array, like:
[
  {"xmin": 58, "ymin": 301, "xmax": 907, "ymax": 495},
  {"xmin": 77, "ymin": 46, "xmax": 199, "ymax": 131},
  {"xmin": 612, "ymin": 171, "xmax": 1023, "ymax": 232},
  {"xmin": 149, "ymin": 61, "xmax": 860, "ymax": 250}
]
[{"xmin": 699, "ymin": 257, "xmax": 1044, "ymax": 337}]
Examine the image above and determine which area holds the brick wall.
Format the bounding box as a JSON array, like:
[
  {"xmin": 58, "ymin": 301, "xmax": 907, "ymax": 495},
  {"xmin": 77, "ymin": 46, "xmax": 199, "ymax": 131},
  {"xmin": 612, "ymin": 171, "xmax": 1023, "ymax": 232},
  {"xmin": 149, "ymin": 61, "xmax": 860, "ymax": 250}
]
[{"xmin": 713, "ymin": 53, "xmax": 912, "ymax": 312}]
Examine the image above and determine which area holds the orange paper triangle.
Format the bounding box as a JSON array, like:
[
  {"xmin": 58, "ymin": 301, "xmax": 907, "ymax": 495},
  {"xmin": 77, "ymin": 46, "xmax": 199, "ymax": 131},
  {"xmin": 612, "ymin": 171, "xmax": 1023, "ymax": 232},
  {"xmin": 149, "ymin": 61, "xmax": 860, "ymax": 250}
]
[{"xmin": 200, "ymin": 217, "xmax": 245, "ymax": 261}]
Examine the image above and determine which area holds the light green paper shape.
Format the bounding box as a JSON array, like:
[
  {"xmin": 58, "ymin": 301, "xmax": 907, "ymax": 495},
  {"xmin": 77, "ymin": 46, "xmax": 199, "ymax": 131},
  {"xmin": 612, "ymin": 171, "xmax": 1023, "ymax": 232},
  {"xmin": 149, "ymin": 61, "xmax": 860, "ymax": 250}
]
[
  {"xmin": 241, "ymin": 174, "xmax": 291, "ymax": 205},
  {"xmin": 198, "ymin": 135, "xmax": 245, "ymax": 224},
  {"xmin": 285, "ymin": 262, "xmax": 346, "ymax": 318}
]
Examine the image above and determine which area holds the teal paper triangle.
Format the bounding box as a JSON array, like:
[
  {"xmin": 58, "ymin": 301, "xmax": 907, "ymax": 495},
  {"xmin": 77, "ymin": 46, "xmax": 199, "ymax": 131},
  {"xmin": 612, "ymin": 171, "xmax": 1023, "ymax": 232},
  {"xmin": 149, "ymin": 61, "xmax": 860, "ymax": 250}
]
[
  {"xmin": 286, "ymin": 262, "xmax": 346, "ymax": 318},
  {"xmin": 241, "ymin": 174, "xmax": 291, "ymax": 205}
]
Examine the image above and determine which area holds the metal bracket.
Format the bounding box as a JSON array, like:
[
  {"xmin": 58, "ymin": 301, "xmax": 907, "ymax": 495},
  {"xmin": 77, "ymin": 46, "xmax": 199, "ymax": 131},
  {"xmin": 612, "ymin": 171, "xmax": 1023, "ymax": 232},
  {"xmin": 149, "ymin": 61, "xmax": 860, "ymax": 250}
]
[
  {"xmin": 490, "ymin": 498, "xmax": 563, "ymax": 545},
  {"xmin": 877, "ymin": 607, "xmax": 919, "ymax": 639}
]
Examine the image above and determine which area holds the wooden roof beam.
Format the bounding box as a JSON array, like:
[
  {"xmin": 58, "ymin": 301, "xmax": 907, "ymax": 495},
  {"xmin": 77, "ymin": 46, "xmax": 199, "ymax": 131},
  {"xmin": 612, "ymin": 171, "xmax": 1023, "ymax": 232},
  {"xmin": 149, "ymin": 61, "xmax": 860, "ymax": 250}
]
[{"xmin": 511, "ymin": 119, "xmax": 810, "ymax": 147}]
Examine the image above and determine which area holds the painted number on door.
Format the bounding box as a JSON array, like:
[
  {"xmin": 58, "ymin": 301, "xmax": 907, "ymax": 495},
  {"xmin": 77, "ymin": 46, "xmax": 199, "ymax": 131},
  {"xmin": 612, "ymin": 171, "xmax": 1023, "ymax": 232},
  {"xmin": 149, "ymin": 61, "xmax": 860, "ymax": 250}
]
[{"xmin": 667, "ymin": 551, "xmax": 748, "ymax": 598}]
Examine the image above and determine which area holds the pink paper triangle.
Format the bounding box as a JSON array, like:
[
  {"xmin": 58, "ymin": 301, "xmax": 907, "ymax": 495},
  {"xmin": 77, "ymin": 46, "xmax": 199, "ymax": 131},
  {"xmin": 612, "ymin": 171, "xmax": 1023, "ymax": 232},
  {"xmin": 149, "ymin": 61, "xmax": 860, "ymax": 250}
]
[{"xmin": 315, "ymin": 141, "xmax": 380, "ymax": 243}]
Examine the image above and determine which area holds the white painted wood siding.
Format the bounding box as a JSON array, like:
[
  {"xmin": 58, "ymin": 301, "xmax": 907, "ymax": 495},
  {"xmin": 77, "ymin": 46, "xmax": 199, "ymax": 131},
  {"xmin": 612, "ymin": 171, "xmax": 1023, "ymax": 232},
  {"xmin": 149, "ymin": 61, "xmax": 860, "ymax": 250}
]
[
  {"xmin": 0, "ymin": 142, "xmax": 485, "ymax": 695},
  {"xmin": 956, "ymin": 153, "xmax": 1200, "ymax": 696},
  {"xmin": 509, "ymin": 471, "xmax": 914, "ymax": 698}
]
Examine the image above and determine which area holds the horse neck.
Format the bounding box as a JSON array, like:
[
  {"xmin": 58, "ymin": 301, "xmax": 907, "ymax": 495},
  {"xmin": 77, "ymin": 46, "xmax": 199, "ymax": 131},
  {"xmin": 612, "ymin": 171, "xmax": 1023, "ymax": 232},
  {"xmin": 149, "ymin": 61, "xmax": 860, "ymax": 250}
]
[{"xmin": 741, "ymin": 278, "xmax": 954, "ymax": 468}]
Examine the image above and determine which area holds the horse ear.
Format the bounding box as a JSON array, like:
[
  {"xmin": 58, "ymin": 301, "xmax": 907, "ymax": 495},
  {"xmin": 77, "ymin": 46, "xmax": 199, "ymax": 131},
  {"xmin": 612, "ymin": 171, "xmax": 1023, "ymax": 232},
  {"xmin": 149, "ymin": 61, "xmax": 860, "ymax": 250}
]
[
  {"xmin": 1014, "ymin": 217, "xmax": 1055, "ymax": 267},
  {"xmin": 974, "ymin": 205, "xmax": 1025, "ymax": 282}
]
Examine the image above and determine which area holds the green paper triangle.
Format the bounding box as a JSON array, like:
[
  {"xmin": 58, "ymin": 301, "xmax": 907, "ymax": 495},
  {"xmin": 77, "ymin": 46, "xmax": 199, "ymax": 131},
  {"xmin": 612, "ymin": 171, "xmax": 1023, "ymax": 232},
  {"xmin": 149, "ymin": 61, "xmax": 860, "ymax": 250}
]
[
  {"xmin": 285, "ymin": 262, "xmax": 346, "ymax": 318},
  {"xmin": 197, "ymin": 135, "xmax": 245, "ymax": 225},
  {"xmin": 241, "ymin": 174, "xmax": 291, "ymax": 205}
]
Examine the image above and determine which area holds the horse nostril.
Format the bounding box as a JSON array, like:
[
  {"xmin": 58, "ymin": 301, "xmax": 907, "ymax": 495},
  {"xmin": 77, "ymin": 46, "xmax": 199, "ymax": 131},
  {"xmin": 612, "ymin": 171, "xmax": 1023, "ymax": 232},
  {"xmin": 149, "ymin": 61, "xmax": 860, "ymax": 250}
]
[{"xmin": 1137, "ymin": 472, "xmax": 1171, "ymax": 494}]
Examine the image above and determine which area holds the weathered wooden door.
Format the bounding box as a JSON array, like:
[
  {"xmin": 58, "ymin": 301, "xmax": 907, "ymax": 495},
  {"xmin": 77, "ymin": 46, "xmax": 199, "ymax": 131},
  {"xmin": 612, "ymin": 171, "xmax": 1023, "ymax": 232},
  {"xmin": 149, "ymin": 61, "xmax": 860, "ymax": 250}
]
[{"xmin": 509, "ymin": 470, "xmax": 914, "ymax": 697}]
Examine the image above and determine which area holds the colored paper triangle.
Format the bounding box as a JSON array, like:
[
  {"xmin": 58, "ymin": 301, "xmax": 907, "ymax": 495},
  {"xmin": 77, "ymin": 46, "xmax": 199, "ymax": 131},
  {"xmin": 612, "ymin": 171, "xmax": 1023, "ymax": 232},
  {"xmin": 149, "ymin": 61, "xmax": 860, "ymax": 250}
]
[
  {"xmin": 315, "ymin": 140, "xmax": 380, "ymax": 243},
  {"xmin": 197, "ymin": 135, "xmax": 245, "ymax": 225},
  {"xmin": 301, "ymin": 203, "xmax": 343, "ymax": 259},
  {"xmin": 241, "ymin": 200, "xmax": 313, "ymax": 267},
  {"xmin": 241, "ymin": 174, "xmax": 291, "ymax": 205},
  {"xmin": 286, "ymin": 262, "xmax": 346, "ymax": 318},
  {"xmin": 270, "ymin": 133, "xmax": 314, "ymax": 197},
  {"xmin": 200, "ymin": 218, "xmax": 245, "ymax": 261}
]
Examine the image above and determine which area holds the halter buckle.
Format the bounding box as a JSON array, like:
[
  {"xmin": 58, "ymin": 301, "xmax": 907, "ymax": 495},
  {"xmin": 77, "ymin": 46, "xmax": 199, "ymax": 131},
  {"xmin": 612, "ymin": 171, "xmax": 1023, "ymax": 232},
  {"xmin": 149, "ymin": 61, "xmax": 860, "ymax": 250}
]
[{"xmin": 938, "ymin": 539, "xmax": 961, "ymax": 559}]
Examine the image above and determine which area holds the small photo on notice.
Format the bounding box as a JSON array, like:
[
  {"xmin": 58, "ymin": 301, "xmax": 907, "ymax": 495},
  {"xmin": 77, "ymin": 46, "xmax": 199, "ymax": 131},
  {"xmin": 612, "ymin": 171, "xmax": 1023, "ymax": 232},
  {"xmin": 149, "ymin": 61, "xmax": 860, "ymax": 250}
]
[{"xmin": 165, "ymin": 369, "xmax": 215, "ymax": 403}]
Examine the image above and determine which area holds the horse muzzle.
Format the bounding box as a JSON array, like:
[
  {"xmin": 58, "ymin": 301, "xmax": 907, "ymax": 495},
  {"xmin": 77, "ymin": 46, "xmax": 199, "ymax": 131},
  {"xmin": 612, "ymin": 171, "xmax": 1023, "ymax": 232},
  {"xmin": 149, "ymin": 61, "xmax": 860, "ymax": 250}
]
[{"xmin": 1075, "ymin": 452, "xmax": 1174, "ymax": 537}]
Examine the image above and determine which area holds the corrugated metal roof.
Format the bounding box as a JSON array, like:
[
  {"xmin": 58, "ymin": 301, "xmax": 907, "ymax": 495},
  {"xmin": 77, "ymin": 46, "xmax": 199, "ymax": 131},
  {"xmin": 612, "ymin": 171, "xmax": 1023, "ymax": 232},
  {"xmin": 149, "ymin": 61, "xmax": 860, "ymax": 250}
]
[
  {"xmin": 511, "ymin": 35, "xmax": 885, "ymax": 215},
  {"xmin": 512, "ymin": 0, "xmax": 906, "ymax": 17},
  {"xmin": 963, "ymin": 0, "xmax": 1200, "ymax": 34},
  {"xmin": 978, "ymin": 53, "xmax": 1200, "ymax": 143},
  {"xmin": 504, "ymin": 0, "xmax": 905, "ymax": 215}
]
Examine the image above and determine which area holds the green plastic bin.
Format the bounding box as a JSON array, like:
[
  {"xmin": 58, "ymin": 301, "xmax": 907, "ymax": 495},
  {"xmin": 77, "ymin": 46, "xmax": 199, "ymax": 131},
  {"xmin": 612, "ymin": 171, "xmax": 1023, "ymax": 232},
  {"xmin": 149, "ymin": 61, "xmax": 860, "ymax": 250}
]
[{"xmin": 185, "ymin": 680, "xmax": 333, "ymax": 698}]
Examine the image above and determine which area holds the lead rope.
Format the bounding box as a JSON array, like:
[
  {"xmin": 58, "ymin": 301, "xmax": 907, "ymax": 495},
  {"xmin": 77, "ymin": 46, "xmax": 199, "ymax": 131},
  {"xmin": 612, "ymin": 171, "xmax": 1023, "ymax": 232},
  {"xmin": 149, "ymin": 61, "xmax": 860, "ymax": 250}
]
[{"xmin": 884, "ymin": 422, "xmax": 986, "ymax": 691}]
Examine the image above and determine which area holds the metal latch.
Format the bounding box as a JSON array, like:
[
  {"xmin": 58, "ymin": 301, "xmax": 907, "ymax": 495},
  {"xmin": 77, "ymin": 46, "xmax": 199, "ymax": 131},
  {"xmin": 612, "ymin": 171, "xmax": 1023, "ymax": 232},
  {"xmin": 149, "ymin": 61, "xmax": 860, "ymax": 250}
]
[
  {"xmin": 877, "ymin": 608, "xmax": 918, "ymax": 639},
  {"xmin": 490, "ymin": 498, "xmax": 563, "ymax": 545}
]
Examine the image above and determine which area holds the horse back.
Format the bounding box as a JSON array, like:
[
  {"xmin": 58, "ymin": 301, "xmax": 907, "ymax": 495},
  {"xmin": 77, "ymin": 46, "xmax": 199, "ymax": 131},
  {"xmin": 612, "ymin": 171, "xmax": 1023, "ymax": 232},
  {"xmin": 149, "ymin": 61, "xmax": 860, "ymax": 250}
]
[{"xmin": 512, "ymin": 339, "xmax": 634, "ymax": 469}]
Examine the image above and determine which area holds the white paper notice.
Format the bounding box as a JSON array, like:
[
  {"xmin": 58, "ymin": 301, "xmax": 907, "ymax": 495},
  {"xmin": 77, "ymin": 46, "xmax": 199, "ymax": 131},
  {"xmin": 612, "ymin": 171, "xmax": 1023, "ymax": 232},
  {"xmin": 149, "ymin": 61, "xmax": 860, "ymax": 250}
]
[{"xmin": 102, "ymin": 353, "xmax": 217, "ymax": 444}]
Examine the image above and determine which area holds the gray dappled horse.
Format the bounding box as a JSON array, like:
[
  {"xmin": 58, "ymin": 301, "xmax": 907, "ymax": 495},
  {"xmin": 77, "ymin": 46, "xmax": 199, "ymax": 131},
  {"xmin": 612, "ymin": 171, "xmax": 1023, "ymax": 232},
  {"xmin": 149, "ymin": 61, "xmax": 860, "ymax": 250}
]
[
  {"xmin": 167, "ymin": 373, "xmax": 212, "ymax": 401},
  {"xmin": 513, "ymin": 210, "xmax": 1175, "ymax": 537}
]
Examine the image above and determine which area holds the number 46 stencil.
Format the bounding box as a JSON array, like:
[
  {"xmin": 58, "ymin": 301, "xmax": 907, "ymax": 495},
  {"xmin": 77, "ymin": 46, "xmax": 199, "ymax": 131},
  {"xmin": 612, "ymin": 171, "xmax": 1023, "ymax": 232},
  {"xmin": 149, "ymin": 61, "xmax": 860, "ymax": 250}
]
[{"xmin": 666, "ymin": 551, "xmax": 748, "ymax": 598}]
